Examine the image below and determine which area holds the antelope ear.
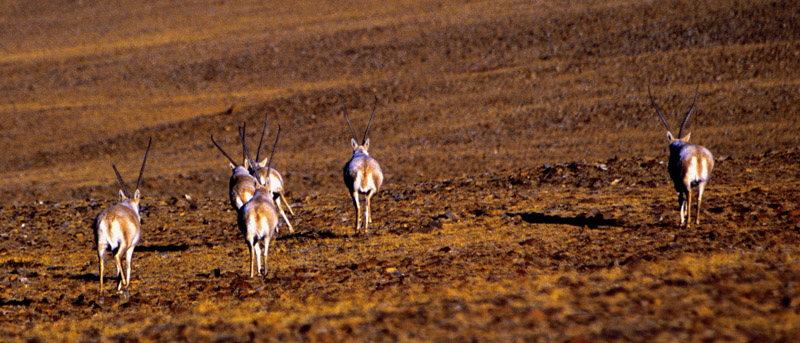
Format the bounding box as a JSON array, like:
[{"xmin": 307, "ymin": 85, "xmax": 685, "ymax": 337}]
[
  {"xmin": 229, "ymin": 163, "xmax": 236, "ymax": 170},
  {"xmin": 119, "ymin": 189, "xmax": 127, "ymax": 202},
  {"xmin": 363, "ymin": 138, "xmax": 370, "ymax": 149},
  {"xmin": 666, "ymin": 132, "xmax": 675, "ymax": 142},
  {"xmin": 351, "ymin": 138, "xmax": 359, "ymax": 149},
  {"xmin": 133, "ymin": 189, "xmax": 141, "ymax": 202},
  {"xmin": 260, "ymin": 157, "xmax": 269, "ymax": 166},
  {"xmin": 681, "ymin": 133, "xmax": 691, "ymax": 141}
]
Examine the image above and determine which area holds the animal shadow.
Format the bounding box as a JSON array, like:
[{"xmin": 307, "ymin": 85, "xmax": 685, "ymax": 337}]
[
  {"xmin": 277, "ymin": 228, "xmax": 342, "ymax": 241},
  {"xmin": 69, "ymin": 273, "xmax": 99, "ymax": 281},
  {"xmin": 511, "ymin": 211, "xmax": 619, "ymax": 229},
  {"xmin": 136, "ymin": 244, "xmax": 190, "ymax": 252}
]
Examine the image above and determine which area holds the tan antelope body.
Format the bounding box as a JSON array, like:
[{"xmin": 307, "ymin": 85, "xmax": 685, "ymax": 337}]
[
  {"xmin": 246, "ymin": 114, "xmax": 295, "ymax": 233},
  {"xmin": 238, "ymin": 185, "xmax": 279, "ymax": 277},
  {"xmin": 239, "ymin": 125, "xmax": 282, "ymax": 277},
  {"xmin": 341, "ymin": 97, "xmax": 384, "ymax": 233},
  {"xmin": 649, "ymin": 86, "xmax": 714, "ymax": 227},
  {"xmin": 250, "ymin": 165, "xmax": 294, "ymax": 232},
  {"xmin": 229, "ymin": 167, "xmax": 257, "ymax": 210},
  {"xmin": 95, "ymin": 138, "xmax": 151, "ymax": 294},
  {"xmin": 212, "ymin": 132, "xmax": 257, "ymax": 211}
]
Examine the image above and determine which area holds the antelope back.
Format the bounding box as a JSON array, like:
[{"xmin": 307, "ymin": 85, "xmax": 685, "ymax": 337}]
[
  {"xmin": 344, "ymin": 152, "xmax": 383, "ymax": 193},
  {"xmin": 251, "ymin": 165, "xmax": 284, "ymax": 193},
  {"xmin": 674, "ymin": 144, "xmax": 714, "ymax": 183},
  {"xmin": 230, "ymin": 172, "xmax": 257, "ymax": 210},
  {"xmin": 239, "ymin": 187, "xmax": 279, "ymax": 236}
]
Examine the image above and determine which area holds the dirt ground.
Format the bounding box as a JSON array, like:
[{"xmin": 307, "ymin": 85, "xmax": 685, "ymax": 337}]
[{"xmin": 1, "ymin": 0, "xmax": 799, "ymax": 342}]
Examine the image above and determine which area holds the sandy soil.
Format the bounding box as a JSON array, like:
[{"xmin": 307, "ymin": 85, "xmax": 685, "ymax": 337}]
[{"xmin": 1, "ymin": 0, "xmax": 799, "ymax": 342}]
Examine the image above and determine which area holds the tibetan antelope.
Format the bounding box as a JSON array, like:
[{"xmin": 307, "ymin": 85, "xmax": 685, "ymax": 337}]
[
  {"xmin": 341, "ymin": 97, "xmax": 384, "ymax": 233},
  {"xmin": 245, "ymin": 114, "xmax": 295, "ymax": 233},
  {"xmin": 211, "ymin": 127, "xmax": 257, "ymax": 211},
  {"xmin": 95, "ymin": 137, "xmax": 151, "ymax": 294},
  {"xmin": 239, "ymin": 125, "xmax": 282, "ymax": 277},
  {"xmin": 648, "ymin": 85, "xmax": 714, "ymax": 227}
]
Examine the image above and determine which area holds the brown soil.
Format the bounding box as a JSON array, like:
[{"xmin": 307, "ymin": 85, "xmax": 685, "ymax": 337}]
[{"xmin": 1, "ymin": 0, "xmax": 799, "ymax": 342}]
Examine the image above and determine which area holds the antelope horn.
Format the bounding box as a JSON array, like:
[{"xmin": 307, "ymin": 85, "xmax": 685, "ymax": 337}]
[
  {"xmin": 362, "ymin": 95, "xmax": 378, "ymax": 144},
  {"xmin": 678, "ymin": 86, "xmax": 699, "ymax": 139},
  {"xmin": 265, "ymin": 125, "xmax": 281, "ymax": 189},
  {"xmin": 211, "ymin": 135, "xmax": 238, "ymax": 166},
  {"xmin": 240, "ymin": 123, "xmax": 257, "ymax": 172},
  {"xmin": 111, "ymin": 163, "xmax": 131, "ymax": 199},
  {"xmin": 256, "ymin": 113, "xmax": 268, "ymax": 163},
  {"xmin": 239, "ymin": 124, "xmax": 248, "ymax": 165},
  {"xmin": 648, "ymin": 84, "xmax": 672, "ymax": 133},
  {"xmin": 340, "ymin": 98, "xmax": 359, "ymax": 143},
  {"xmin": 135, "ymin": 137, "xmax": 152, "ymax": 191}
]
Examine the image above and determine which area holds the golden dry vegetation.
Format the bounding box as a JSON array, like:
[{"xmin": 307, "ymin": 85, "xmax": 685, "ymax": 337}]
[{"xmin": 1, "ymin": 0, "xmax": 799, "ymax": 342}]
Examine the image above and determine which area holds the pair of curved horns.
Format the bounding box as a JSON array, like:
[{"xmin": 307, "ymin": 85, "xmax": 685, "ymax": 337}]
[
  {"xmin": 112, "ymin": 137, "xmax": 152, "ymax": 198},
  {"xmin": 341, "ymin": 95, "xmax": 379, "ymax": 145},
  {"xmin": 648, "ymin": 84, "xmax": 699, "ymax": 138}
]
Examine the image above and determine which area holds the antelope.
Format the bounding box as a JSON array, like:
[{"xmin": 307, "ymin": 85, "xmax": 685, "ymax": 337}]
[
  {"xmin": 95, "ymin": 137, "xmax": 151, "ymax": 294},
  {"xmin": 341, "ymin": 96, "xmax": 384, "ymax": 233},
  {"xmin": 245, "ymin": 114, "xmax": 295, "ymax": 233},
  {"xmin": 648, "ymin": 85, "xmax": 714, "ymax": 227},
  {"xmin": 238, "ymin": 125, "xmax": 282, "ymax": 277},
  {"xmin": 211, "ymin": 127, "xmax": 257, "ymax": 211}
]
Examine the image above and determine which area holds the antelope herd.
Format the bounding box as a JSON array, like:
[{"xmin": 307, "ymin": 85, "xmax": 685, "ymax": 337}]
[{"xmin": 93, "ymin": 89, "xmax": 715, "ymax": 293}]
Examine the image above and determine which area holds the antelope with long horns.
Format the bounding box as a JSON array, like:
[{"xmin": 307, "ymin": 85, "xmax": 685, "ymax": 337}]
[
  {"xmin": 246, "ymin": 114, "xmax": 295, "ymax": 233},
  {"xmin": 341, "ymin": 96, "xmax": 384, "ymax": 233},
  {"xmin": 648, "ymin": 85, "xmax": 714, "ymax": 227},
  {"xmin": 95, "ymin": 137, "xmax": 151, "ymax": 294},
  {"xmin": 238, "ymin": 125, "xmax": 282, "ymax": 277},
  {"xmin": 211, "ymin": 127, "xmax": 257, "ymax": 211}
]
